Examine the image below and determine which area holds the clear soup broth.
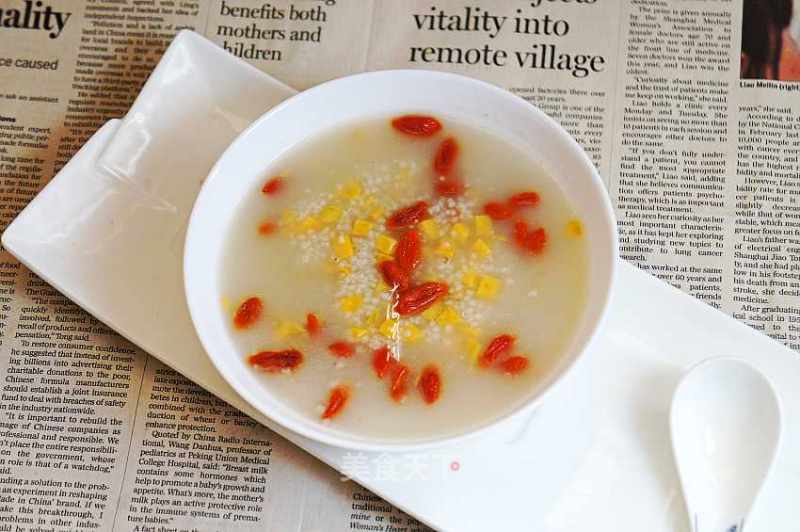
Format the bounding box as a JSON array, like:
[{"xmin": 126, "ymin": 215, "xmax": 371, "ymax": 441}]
[{"xmin": 221, "ymin": 115, "xmax": 588, "ymax": 440}]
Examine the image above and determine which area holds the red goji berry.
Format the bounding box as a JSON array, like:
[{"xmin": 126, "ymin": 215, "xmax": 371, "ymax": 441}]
[
  {"xmin": 508, "ymin": 191, "xmax": 540, "ymax": 209},
  {"xmin": 434, "ymin": 176, "xmax": 465, "ymax": 197},
  {"xmin": 378, "ymin": 260, "xmax": 410, "ymax": 290},
  {"xmin": 483, "ymin": 201, "xmax": 514, "ymax": 221},
  {"xmin": 386, "ymin": 201, "xmax": 430, "ymax": 230},
  {"xmin": 322, "ymin": 385, "xmax": 349, "ymax": 419},
  {"xmin": 478, "ymin": 334, "xmax": 516, "ymax": 368},
  {"xmin": 233, "ymin": 297, "xmax": 263, "ymax": 329},
  {"xmin": 433, "ymin": 137, "xmax": 459, "ymax": 176},
  {"xmin": 262, "ymin": 177, "xmax": 284, "ymax": 195},
  {"xmin": 395, "ymin": 282, "xmax": 449, "ymax": 316},
  {"xmin": 372, "ymin": 346, "xmax": 397, "ymax": 379},
  {"xmin": 390, "ymin": 364, "xmax": 411, "ymax": 402},
  {"xmin": 512, "ymin": 219, "xmax": 529, "ymax": 247},
  {"xmin": 328, "ymin": 341, "xmax": 355, "ymax": 358},
  {"xmin": 248, "ymin": 349, "xmax": 302, "ymax": 372},
  {"xmin": 394, "ymin": 230, "xmax": 422, "ymax": 274},
  {"xmin": 522, "ymin": 227, "xmax": 547, "ymax": 255},
  {"xmin": 305, "ymin": 312, "xmax": 321, "ymax": 336},
  {"xmin": 391, "ymin": 115, "xmax": 442, "ymax": 137},
  {"xmin": 258, "ymin": 221, "xmax": 277, "ymax": 235},
  {"xmin": 418, "ymin": 365, "xmax": 442, "ymax": 404},
  {"xmin": 510, "ymin": 222, "xmax": 547, "ymax": 255},
  {"xmin": 500, "ymin": 356, "xmax": 529, "ymax": 375}
]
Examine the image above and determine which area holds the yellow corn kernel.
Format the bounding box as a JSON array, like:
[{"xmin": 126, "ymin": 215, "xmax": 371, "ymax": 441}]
[
  {"xmin": 419, "ymin": 219, "xmax": 440, "ymax": 240},
  {"xmin": 476, "ymin": 274, "xmax": 502, "ymax": 299},
  {"xmin": 325, "ymin": 259, "xmax": 351, "ymax": 278},
  {"xmin": 379, "ymin": 319, "xmax": 398, "ymax": 338},
  {"xmin": 350, "ymin": 327, "xmax": 368, "ymax": 340},
  {"xmin": 472, "ymin": 238, "xmax": 492, "ymax": 258},
  {"xmin": 341, "ymin": 180, "xmax": 362, "ymax": 199},
  {"xmin": 337, "ymin": 264, "xmax": 352, "ymax": 278},
  {"xmin": 276, "ymin": 320, "xmax": 304, "ymax": 338},
  {"xmin": 297, "ymin": 216, "xmax": 320, "ymax": 233},
  {"xmin": 403, "ymin": 323, "xmax": 422, "ymax": 343},
  {"xmin": 566, "ymin": 219, "xmax": 584, "ymax": 237},
  {"xmin": 363, "ymin": 196, "xmax": 383, "ymax": 220},
  {"xmin": 421, "ymin": 303, "xmax": 443, "ymax": 321},
  {"xmin": 351, "ymin": 219, "xmax": 374, "ymax": 237},
  {"xmin": 332, "ymin": 234, "xmax": 354, "ymax": 259},
  {"xmin": 375, "ymin": 234, "xmax": 397, "ymax": 255},
  {"xmin": 458, "ymin": 322, "xmax": 480, "ymax": 338},
  {"xmin": 339, "ymin": 295, "xmax": 363, "ymax": 313},
  {"xmin": 436, "ymin": 306, "xmax": 461, "ymax": 326},
  {"xmin": 367, "ymin": 308, "xmax": 384, "ymax": 327},
  {"xmin": 368, "ymin": 206, "xmax": 385, "ymax": 221},
  {"xmin": 374, "ymin": 279, "xmax": 389, "ymax": 294},
  {"xmin": 280, "ymin": 209, "xmax": 299, "ymax": 227},
  {"xmin": 475, "ymin": 215, "xmax": 494, "ymax": 237},
  {"xmin": 319, "ymin": 204, "xmax": 343, "ymax": 224},
  {"xmin": 462, "ymin": 269, "xmax": 478, "ymax": 289},
  {"xmin": 464, "ymin": 336, "xmax": 482, "ymax": 363},
  {"xmin": 375, "ymin": 253, "xmax": 393, "ymax": 264},
  {"xmin": 435, "ymin": 240, "xmax": 455, "ymax": 259},
  {"xmin": 451, "ymin": 222, "xmax": 471, "ymax": 244}
]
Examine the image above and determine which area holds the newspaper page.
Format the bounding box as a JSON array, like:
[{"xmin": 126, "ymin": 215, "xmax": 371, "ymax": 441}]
[{"xmin": 0, "ymin": 0, "xmax": 796, "ymax": 530}]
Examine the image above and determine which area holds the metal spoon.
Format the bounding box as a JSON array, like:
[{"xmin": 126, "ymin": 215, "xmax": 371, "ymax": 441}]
[{"xmin": 670, "ymin": 358, "xmax": 782, "ymax": 532}]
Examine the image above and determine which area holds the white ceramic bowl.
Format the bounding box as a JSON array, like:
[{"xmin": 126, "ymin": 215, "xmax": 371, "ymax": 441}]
[{"xmin": 184, "ymin": 70, "xmax": 617, "ymax": 451}]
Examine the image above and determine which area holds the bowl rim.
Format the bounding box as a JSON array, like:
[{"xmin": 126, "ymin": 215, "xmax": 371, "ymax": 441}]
[{"xmin": 184, "ymin": 69, "xmax": 618, "ymax": 451}]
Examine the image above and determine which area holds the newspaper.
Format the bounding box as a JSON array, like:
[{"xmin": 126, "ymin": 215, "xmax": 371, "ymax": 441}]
[{"xmin": 0, "ymin": 0, "xmax": 797, "ymax": 529}]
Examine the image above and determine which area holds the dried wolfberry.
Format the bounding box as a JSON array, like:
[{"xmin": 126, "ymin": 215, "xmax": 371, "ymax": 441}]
[
  {"xmin": 394, "ymin": 230, "xmax": 422, "ymax": 274},
  {"xmin": 262, "ymin": 177, "xmax": 284, "ymax": 195},
  {"xmin": 483, "ymin": 201, "xmax": 514, "ymax": 221},
  {"xmin": 522, "ymin": 227, "xmax": 547, "ymax": 255},
  {"xmin": 233, "ymin": 297, "xmax": 263, "ymax": 329},
  {"xmin": 500, "ymin": 356, "xmax": 529, "ymax": 375},
  {"xmin": 434, "ymin": 176, "xmax": 465, "ymax": 197},
  {"xmin": 322, "ymin": 385, "xmax": 349, "ymax": 419},
  {"xmin": 508, "ymin": 191, "xmax": 540, "ymax": 209},
  {"xmin": 391, "ymin": 115, "xmax": 442, "ymax": 137},
  {"xmin": 511, "ymin": 221, "xmax": 547, "ymax": 255},
  {"xmin": 258, "ymin": 221, "xmax": 277, "ymax": 235},
  {"xmin": 418, "ymin": 365, "xmax": 442, "ymax": 404},
  {"xmin": 328, "ymin": 341, "xmax": 355, "ymax": 358},
  {"xmin": 305, "ymin": 312, "xmax": 321, "ymax": 336},
  {"xmin": 478, "ymin": 334, "xmax": 516, "ymax": 368},
  {"xmin": 378, "ymin": 260, "xmax": 410, "ymax": 290},
  {"xmin": 433, "ymin": 137, "xmax": 459, "ymax": 176},
  {"xmin": 395, "ymin": 282, "xmax": 449, "ymax": 316},
  {"xmin": 390, "ymin": 364, "xmax": 411, "ymax": 402},
  {"xmin": 512, "ymin": 219, "xmax": 529, "ymax": 247},
  {"xmin": 386, "ymin": 201, "xmax": 430, "ymax": 230},
  {"xmin": 248, "ymin": 349, "xmax": 302, "ymax": 372},
  {"xmin": 372, "ymin": 346, "xmax": 397, "ymax": 379}
]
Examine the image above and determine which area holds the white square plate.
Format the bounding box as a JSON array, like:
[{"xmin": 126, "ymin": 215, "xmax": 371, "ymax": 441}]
[{"xmin": 4, "ymin": 31, "xmax": 799, "ymax": 531}]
